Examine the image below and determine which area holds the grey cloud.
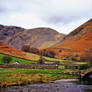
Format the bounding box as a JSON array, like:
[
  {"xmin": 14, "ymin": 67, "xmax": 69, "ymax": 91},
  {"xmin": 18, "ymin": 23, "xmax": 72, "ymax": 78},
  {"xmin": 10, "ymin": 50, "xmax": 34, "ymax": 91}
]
[
  {"xmin": 0, "ymin": 3, "xmax": 7, "ymax": 14},
  {"xmin": 0, "ymin": 7, "xmax": 5, "ymax": 13},
  {"xmin": 0, "ymin": 0, "xmax": 92, "ymax": 34},
  {"xmin": 45, "ymin": 16, "xmax": 83, "ymax": 24}
]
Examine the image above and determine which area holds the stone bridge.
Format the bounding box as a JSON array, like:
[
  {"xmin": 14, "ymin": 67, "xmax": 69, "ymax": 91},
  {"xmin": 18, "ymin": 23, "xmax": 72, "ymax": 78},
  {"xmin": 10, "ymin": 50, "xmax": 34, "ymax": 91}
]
[
  {"xmin": 80, "ymin": 68, "xmax": 92, "ymax": 78},
  {"xmin": 80, "ymin": 68, "xmax": 92, "ymax": 84}
]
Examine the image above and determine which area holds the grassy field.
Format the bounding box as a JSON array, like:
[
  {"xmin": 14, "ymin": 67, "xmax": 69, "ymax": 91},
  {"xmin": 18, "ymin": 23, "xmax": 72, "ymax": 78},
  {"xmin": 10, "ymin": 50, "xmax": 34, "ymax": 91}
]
[
  {"xmin": 0, "ymin": 68, "xmax": 78, "ymax": 87},
  {"xmin": 0, "ymin": 53, "xmax": 36, "ymax": 64},
  {"xmin": 44, "ymin": 56, "xmax": 87, "ymax": 65},
  {"xmin": 0, "ymin": 53, "xmax": 87, "ymax": 87},
  {"xmin": 0, "ymin": 53, "xmax": 87, "ymax": 65}
]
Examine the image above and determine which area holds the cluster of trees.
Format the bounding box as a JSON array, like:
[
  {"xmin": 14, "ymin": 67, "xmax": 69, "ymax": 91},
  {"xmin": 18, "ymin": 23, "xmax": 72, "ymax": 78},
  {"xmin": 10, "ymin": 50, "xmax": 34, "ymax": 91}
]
[
  {"xmin": 62, "ymin": 52, "xmax": 80, "ymax": 61},
  {"xmin": 78, "ymin": 49, "xmax": 92, "ymax": 66},
  {"xmin": 21, "ymin": 45, "xmax": 39, "ymax": 54},
  {"xmin": 21, "ymin": 45, "xmax": 92, "ymax": 66},
  {"xmin": 22, "ymin": 45, "xmax": 56, "ymax": 58},
  {"xmin": 42, "ymin": 49, "xmax": 56, "ymax": 58},
  {"xmin": 85, "ymin": 49, "xmax": 92, "ymax": 66}
]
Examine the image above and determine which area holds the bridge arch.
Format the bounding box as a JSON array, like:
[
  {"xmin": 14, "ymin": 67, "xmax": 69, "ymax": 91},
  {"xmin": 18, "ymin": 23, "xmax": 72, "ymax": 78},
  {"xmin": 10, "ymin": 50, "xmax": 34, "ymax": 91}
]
[{"xmin": 81, "ymin": 71, "xmax": 92, "ymax": 84}]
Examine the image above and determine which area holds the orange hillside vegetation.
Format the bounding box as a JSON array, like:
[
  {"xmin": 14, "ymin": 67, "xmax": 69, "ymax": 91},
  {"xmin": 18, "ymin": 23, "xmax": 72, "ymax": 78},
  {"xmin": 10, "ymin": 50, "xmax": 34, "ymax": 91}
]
[
  {"xmin": 47, "ymin": 19, "xmax": 92, "ymax": 60},
  {"xmin": 0, "ymin": 42, "xmax": 40, "ymax": 60}
]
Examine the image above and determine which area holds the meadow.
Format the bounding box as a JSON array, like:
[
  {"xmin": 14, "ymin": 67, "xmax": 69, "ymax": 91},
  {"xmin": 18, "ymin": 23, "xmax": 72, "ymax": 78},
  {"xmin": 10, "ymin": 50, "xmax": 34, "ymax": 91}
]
[
  {"xmin": 0, "ymin": 53, "xmax": 36, "ymax": 64},
  {"xmin": 0, "ymin": 53, "xmax": 87, "ymax": 87},
  {"xmin": 0, "ymin": 53, "xmax": 87, "ymax": 65},
  {"xmin": 0, "ymin": 68, "xmax": 78, "ymax": 87}
]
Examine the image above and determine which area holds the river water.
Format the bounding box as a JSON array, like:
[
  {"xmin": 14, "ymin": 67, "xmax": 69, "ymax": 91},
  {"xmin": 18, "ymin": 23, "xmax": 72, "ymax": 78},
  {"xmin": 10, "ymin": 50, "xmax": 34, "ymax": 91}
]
[{"xmin": 0, "ymin": 79, "xmax": 92, "ymax": 92}]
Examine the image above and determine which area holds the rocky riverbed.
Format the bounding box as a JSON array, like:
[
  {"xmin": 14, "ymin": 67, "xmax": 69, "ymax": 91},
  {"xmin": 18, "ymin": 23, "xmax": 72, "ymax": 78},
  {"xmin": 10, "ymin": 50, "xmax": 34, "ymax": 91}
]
[{"xmin": 0, "ymin": 79, "xmax": 92, "ymax": 92}]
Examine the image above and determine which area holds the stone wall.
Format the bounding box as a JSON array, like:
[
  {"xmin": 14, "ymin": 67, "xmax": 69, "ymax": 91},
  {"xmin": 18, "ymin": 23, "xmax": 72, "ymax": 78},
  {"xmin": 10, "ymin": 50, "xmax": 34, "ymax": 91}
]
[
  {"xmin": 4, "ymin": 64, "xmax": 58, "ymax": 69},
  {"xmin": 64, "ymin": 65, "xmax": 81, "ymax": 69}
]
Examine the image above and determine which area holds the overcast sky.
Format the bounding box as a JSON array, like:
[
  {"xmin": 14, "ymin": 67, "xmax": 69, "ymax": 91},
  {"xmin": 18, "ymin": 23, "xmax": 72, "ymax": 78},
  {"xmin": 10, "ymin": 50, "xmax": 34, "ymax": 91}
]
[{"xmin": 0, "ymin": 0, "xmax": 92, "ymax": 34}]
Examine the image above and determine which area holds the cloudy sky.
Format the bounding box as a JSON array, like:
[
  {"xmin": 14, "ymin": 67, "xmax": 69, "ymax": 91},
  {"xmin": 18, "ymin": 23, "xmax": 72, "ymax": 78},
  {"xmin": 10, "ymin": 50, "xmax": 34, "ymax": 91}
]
[{"xmin": 0, "ymin": 0, "xmax": 92, "ymax": 34}]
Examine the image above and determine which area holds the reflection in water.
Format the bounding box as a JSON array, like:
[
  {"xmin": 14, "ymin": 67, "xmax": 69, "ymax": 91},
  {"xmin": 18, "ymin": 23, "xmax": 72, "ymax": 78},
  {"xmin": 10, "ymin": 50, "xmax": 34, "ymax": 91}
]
[
  {"xmin": 84, "ymin": 89, "xmax": 92, "ymax": 92},
  {"xmin": 0, "ymin": 81, "xmax": 92, "ymax": 92}
]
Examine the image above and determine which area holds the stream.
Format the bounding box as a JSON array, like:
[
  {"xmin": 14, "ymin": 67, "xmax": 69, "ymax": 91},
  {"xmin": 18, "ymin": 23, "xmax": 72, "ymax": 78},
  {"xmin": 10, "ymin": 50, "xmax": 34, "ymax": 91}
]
[{"xmin": 0, "ymin": 79, "xmax": 92, "ymax": 92}]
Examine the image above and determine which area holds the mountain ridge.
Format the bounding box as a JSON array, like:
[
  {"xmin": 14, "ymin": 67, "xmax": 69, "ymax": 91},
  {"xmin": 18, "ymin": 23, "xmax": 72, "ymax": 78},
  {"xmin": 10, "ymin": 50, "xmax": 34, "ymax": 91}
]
[{"xmin": 0, "ymin": 25, "xmax": 65, "ymax": 50}]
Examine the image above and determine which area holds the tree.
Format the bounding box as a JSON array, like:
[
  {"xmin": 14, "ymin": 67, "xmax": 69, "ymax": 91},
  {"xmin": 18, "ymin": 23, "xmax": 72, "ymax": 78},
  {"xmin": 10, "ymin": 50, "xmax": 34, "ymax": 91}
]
[
  {"xmin": 38, "ymin": 56, "xmax": 44, "ymax": 64},
  {"xmin": 2, "ymin": 55, "xmax": 12, "ymax": 64},
  {"xmin": 21, "ymin": 45, "xmax": 30, "ymax": 52},
  {"xmin": 30, "ymin": 48, "xmax": 39, "ymax": 54}
]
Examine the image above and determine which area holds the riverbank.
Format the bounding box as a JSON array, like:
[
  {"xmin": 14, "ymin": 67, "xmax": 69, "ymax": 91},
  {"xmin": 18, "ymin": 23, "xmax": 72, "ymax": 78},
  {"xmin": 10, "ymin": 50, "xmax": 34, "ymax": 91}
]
[
  {"xmin": 0, "ymin": 68, "xmax": 78, "ymax": 87},
  {"xmin": 1, "ymin": 79, "xmax": 92, "ymax": 92},
  {"xmin": 54, "ymin": 79, "xmax": 79, "ymax": 83}
]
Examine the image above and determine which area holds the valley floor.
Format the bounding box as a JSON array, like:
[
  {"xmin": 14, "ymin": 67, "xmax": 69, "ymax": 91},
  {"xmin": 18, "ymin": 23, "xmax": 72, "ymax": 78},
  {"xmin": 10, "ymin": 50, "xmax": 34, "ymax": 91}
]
[{"xmin": 0, "ymin": 68, "xmax": 78, "ymax": 87}]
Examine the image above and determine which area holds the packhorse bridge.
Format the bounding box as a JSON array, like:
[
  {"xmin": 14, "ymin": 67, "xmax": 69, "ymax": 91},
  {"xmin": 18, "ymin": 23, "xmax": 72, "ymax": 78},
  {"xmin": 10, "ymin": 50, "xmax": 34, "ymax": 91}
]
[
  {"xmin": 79, "ymin": 68, "xmax": 92, "ymax": 84},
  {"xmin": 80, "ymin": 68, "xmax": 92, "ymax": 77}
]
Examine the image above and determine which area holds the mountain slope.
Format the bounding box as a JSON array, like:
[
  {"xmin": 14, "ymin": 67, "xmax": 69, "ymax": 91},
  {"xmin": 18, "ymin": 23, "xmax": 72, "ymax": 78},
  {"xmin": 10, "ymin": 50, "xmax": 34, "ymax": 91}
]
[
  {"xmin": 0, "ymin": 42, "xmax": 40, "ymax": 61},
  {"xmin": 55, "ymin": 19, "xmax": 92, "ymax": 50},
  {"xmin": 47, "ymin": 19, "xmax": 92, "ymax": 60},
  {"xmin": 0, "ymin": 25, "xmax": 65, "ymax": 49}
]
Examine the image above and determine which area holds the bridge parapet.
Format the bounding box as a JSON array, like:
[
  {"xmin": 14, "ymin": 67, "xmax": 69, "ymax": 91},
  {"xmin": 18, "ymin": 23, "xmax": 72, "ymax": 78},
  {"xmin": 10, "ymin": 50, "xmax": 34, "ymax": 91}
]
[{"xmin": 80, "ymin": 68, "xmax": 92, "ymax": 77}]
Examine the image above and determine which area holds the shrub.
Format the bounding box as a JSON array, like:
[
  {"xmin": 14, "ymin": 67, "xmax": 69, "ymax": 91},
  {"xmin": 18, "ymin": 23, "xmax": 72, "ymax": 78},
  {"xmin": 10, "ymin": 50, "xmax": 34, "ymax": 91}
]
[
  {"xmin": 79, "ymin": 64, "xmax": 89, "ymax": 70},
  {"xmin": 2, "ymin": 55, "xmax": 12, "ymax": 64},
  {"xmin": 38, "ymin": 56, "xmax": 44, "ymax": 64},
  {"xmin": 45, "ymin": 51, "xmax": 56, "ymax": 58}
]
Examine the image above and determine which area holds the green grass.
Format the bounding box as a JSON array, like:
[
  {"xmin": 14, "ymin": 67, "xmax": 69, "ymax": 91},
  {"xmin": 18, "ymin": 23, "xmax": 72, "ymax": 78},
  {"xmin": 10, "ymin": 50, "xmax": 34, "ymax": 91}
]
[
  {"xmin": 0, "ymin": 68, "xmax": 73, "ymax": 74},
  {"xmin": 0, "ymin": 53, "xmax": 87, "ymax": 65},
  {"xmin": 44, "ymin": 57, "xmax": 60, "ymax": 61},
  {"xmin": 0, "ymin": 68, "xmax": 78, "ymax": 86},
  {"xmin": 73, "ymin": 61, "xmax": 87, "ymax": 65},
  {"xmin": 44, "ymin": 56, "xmax": 87, "ymax": 65},
  {"xmin": 44, "ymin": 57, "xmax": 66, "ymax": 65},
  {"xmin": 0, "ymin": 53, "xmax": 36, "ymax": 64}
]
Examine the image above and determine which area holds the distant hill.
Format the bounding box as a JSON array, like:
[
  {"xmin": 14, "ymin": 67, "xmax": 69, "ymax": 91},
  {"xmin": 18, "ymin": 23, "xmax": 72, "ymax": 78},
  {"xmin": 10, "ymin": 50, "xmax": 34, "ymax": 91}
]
[
  {"xmin": 0, "ymin": 25, "xmax": 65, "ymax": 49},
  {"xmin": 46, "ymin": 19, "xmax": 92, "ymax": 61}
]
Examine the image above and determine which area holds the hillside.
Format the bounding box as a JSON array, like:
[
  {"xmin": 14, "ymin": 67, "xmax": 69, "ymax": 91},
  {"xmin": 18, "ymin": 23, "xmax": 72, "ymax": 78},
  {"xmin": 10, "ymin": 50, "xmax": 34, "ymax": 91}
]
[
  {"xmin": 0, "ymin": 53, "xmax": 36, "ymax": 64},
  {"xmin": 0, "ymin": 25, "xmax": 65, "ymax": 49},
  {"xmin": 0, "ymin": 42, "xmax": 40, "ymax": 61},
  {"xmin": 47, "ymin": 19, "xmax": 92, "ymax": 60}
]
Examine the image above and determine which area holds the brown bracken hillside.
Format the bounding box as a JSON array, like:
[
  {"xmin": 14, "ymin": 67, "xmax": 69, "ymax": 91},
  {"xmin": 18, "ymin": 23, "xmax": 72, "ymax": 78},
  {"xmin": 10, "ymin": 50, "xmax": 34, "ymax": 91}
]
[
  {"xmin": 46, "ymin": 19, "xmax": 92, "ymax": 61},
  {"xmin": 0, "ymin": 41, "xmax": 40, "ymax": 61}
]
